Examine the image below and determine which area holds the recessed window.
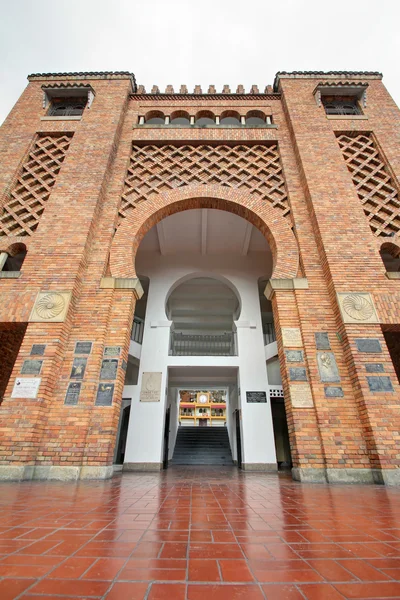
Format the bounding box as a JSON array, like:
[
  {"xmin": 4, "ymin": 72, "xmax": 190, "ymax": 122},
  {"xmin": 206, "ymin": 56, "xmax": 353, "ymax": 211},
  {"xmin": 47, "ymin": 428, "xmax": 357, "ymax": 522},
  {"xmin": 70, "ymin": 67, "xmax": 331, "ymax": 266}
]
[
  {"xmin": 323, "ymin": 95, "xmax": 361, "ymax": 116},
  {"xmin": 170, "ymin": 111, "xmax": 190, "ymax": 125},
  {"xmin": 195, "ymin": 111, "xmax": 215, "ymax": 126},
  {"xmin": 220, "ymin": 110, "xmax": 241, "ymax": 125},
  {"xmin": 48, "ymin": 97, "xmax": 87, "ymax": 117},
  {"xmin": 246, "ymin": 110, "xmax": 267, "ymax": 125},
  {"xmin": 145, "ymin": 110, "xmax": 165, "ymax": 124}
]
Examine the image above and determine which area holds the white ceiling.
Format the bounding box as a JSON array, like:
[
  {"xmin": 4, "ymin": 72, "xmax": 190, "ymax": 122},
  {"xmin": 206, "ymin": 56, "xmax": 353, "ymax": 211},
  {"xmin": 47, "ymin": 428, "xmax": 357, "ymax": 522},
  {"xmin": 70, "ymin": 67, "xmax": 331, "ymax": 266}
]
[{"xmin": 137, "ymin": 208, "xmax": 270, "ymax": 256}]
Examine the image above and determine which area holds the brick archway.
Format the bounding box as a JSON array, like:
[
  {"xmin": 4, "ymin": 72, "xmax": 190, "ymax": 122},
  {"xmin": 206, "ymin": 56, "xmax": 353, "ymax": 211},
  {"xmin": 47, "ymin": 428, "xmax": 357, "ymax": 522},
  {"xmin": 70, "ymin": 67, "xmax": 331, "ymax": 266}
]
[{"xmin": 110, "ymin": 185, "xmax": 299, "ymax": 279}]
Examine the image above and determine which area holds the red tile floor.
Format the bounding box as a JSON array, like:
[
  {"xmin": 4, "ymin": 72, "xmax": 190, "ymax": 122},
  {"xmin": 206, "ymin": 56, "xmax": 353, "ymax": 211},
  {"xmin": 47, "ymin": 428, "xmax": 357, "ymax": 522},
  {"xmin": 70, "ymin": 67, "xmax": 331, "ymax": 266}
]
[{"xmin": 1, "ymin": 467, "xmax": 400, "ymax": 599}]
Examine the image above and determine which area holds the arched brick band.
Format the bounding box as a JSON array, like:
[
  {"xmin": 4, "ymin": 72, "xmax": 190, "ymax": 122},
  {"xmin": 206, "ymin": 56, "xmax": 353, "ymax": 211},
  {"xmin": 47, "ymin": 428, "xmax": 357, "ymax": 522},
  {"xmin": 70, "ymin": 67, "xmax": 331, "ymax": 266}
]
[{"xmin": 110, "ymin": 185, "xmax": 299, "ymax": 279}]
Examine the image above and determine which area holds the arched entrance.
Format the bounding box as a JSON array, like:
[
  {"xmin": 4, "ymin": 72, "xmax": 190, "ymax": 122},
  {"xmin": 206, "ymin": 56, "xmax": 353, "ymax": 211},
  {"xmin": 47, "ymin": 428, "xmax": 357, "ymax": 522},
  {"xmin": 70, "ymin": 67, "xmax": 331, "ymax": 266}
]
[{"xmin": 111, "ymin": 191, "xmax": 299, "ymax": 471}]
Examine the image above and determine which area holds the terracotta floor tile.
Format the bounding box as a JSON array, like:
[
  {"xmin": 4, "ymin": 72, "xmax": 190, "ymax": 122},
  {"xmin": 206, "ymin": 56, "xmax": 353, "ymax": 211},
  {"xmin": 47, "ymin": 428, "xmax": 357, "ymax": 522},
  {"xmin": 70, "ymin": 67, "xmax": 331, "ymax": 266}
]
[
  {"xmin": 82, "ymin": 557, "xmax": 126, "ymax": 580},
  {"xmin": 159, "ymin": 542, "xmax": 188, "ymax": 559},
  {"xmin": 0, "ymin": 563, "xmax": 52, "ymax": 578},
  {"xmin": 307, "ymin": 559, "xmax": 358, "ymax": 582},
  {"xmin": 337, "ymin": 558, "xmax": 391, "ymax": 581},
  {"xmin": 188, "ymin": 583, "xmax": 264, "ymax": 599},
  {"xmin": 219, "ymin": 559, "xmax": 254, "ymax": 582},
  {"xmin": 261, "ymin": 584, "xmax": 305, "ymax": 599},
  {"xmin": 189, "ymin": 559, "xmax": 220, "ymax": 581},
  {"xmin": 190, "ymin": 543, "xmax": 243, "ymax": 559},
  {"xmin": 29, "ymin": 578, "xmax": 110, "ymax": 596},
  {"xmin": 0, "ymin": 578, "xmax": 36, "ymax": 600},
  {"xmin": 334, "ymin": 581, "xmax": 400, "ymax": 597},
  {"xmin": 46, "ymin": 556, "xmax": 95, "ymax": 579},
  {"xmin": 299, "ymin": 583, "xmax": 347, "ymax": 599},
  {"xmin": 148, "ymin": 582, "xmax": 186, "ymax": 599},
  {"xmin": 105, "ymin": 581, "xmax": 149, "ymax": 600}
]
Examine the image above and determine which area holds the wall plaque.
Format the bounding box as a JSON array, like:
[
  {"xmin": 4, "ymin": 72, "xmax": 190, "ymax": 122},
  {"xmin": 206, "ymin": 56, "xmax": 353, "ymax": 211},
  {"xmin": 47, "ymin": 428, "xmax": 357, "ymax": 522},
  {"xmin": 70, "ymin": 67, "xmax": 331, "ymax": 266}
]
[
  {"xmin": 95, "ymin": 383, "xmax": 114, "ymax": 406},
  {"xmin": 21, "ymin": 360, "xmax": 43, "ymax": 375},
  {"xmin": 289, "ymin": 367, "xmax": 307, "ymax": 381},
  {"xmin": 324, "ymin": 386, "xmax": 344, "ymax": 398},
  {"xmin": 70, "ymin": 357, "xmax": 87, "ymax": 380},
  {"xmin": 355, "ymin": 338, "xmax": 382, "ymax": 353},
  {"xmin": 365, "ymin": 363, "xmax": 384, "ymax": 373},
  {"xmin": 104, "ymin": 346, "xmax": 121, "ymax": 357},
  {"xmin": 100, "ymin": 359, "xmax": 118, "ymax": 380},
  {"xmin": 285, "ymin": 350, "xmax": 303, "ymax": 363},
  {"xmin": 282, "ymin": 327, "xmax": 302, "ymax": 347},
  {"xmin": 317, "ymin": 352, "xmax": 340, "ymax": 383},
  {"xmin": 29, "ymin": 290, "xmax": 72, "ymax": 323},
  {"xmin": 337, "ymin": 292, "xmax": 379, "ymax": 324},
  {"xmin": 121, "ymin": 360, "xmax": 127, "ymax": 371},
  {"xmin": 246, "ymin": 391, "xmax": 267, "ymax": 403},
  {"xmin": 315, "ymin": 332, "xmax": 331, "ymax": 350},
  {"xmin": 367, "ymin": 376, "xmax": 394, "ymax": 392},
  {"xmin": 290, "ymin": 383, "xmax": 313, "ymax": 408},
  {"xmin": 11, "ymin": 378, "xmax": 41, "ymax": 399},
  {"xmin": 140, "ymin": 372, "xmax": 162, "ymax": 402},
  {"xmin": 75, "ymin": 341, "xmax": 92, "ymax": 355},
  {"xmin": 64, "ymin": 382, "xmax": 81, "ymax": 405},
  {"xmin": 30, "ymin": 344, "xmax": 46, "ymax": 356}
]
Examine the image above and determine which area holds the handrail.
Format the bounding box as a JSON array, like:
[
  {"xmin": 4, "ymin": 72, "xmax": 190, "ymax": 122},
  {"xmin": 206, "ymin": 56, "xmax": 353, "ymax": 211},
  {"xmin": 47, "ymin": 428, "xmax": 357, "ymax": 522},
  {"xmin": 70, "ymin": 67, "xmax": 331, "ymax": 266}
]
[{"xmin": 170, "ymin": 331, "xmax": 237, "ymax": 356}]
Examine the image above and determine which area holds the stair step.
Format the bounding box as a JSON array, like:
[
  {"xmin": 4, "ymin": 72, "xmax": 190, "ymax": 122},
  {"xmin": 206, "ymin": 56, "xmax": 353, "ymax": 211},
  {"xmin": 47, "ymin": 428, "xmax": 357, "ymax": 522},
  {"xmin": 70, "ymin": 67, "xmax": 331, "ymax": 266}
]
[{"xmin": 172, "ymin": 426, "xmax": 233, "ymax": 466}]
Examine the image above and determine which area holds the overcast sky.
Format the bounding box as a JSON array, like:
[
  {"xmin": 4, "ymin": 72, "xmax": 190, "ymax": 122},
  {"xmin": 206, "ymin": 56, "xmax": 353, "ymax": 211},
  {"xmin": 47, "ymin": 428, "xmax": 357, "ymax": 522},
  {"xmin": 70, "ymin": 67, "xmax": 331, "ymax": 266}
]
[{"xmin": 0, "ymin": 0, "xmax": 399, "ymax": 124}]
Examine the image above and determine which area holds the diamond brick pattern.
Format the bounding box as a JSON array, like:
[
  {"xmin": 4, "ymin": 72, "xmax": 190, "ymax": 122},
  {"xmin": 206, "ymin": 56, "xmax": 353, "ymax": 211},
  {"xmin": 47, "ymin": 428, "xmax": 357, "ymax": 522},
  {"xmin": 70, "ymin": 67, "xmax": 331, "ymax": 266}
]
[
  {"xmin": 337, "ymin": 133, "xmax": 400, "ymax": 237},
  {"xmin": 119, "ymin": 144, "xmax": 289, "ymax": 220},
  {"xmin": 0, "ymin": 134, "xmax": 72, "ymax": 236}
]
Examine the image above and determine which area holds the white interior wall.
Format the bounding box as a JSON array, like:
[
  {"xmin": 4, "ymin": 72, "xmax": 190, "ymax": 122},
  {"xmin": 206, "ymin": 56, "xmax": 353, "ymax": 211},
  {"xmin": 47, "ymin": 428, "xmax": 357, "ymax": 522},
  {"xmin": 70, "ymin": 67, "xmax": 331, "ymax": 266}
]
[{"xmin": 123, "ymin": 250, "xmax": 277, "ymax": 468}]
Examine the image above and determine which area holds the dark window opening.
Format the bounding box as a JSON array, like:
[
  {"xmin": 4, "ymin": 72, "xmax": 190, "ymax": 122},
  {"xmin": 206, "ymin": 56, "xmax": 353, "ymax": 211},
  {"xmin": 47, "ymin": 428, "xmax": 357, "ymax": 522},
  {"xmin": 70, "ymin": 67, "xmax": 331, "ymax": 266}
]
[
  {"xmin": 3, "ymin": 250, "xmax": 27, "ymax": 272},
  {"xmin": 383, "ymin": 329, "xmax": 400, "ymax": 384},
  {"xmin": 322, "ymin": 95, "xmax": 361, "ymax": 116},
  {"xmin": 49, "ymin": 96, "xmax": 87, "ymax": 117},
  {"xmin": 0, "ymin": 323, "xmax": 27, "ymax": 403}
]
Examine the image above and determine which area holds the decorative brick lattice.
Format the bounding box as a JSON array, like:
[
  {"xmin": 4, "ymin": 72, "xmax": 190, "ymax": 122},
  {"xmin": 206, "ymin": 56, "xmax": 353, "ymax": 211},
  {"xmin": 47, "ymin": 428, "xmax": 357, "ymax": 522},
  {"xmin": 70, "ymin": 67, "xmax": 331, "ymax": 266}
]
[
  {"xmin": 0, "ymin": 134, "xmax": 72, "ymax": 236},
  {"xmin": 337, "ymin": 133, "xmax": 400, "ymax": 236},
  {"xmin": 119, "ymin": 144, "xmax": 289, "ymax": 220}
]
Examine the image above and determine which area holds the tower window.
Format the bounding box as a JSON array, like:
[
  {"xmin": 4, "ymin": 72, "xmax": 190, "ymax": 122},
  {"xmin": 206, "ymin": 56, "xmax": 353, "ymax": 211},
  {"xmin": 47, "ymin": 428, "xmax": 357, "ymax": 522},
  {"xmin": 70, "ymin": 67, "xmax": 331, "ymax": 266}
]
[
  {"xmin": 48, "ymin": 97, "xmax": 87, "ymax": 117},
  {"xmin": 322, "ymin": 95, "xmax": 361, "ymax": 116}
]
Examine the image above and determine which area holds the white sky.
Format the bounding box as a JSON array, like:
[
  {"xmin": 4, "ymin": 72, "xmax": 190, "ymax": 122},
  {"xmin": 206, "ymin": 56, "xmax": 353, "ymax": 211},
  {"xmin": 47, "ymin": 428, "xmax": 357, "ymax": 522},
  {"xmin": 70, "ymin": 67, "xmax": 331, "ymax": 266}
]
[{"xmin": 0, "ymin": 0, "xmax": 399, "ymax": 124}]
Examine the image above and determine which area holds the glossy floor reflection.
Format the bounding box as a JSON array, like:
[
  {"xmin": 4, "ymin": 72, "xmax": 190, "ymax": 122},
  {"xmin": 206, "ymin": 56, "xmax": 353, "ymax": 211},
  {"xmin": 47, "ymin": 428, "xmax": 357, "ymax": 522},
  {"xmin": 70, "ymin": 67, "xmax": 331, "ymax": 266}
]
[{"xmin": 1, "ymin": 467, "xmax": 400, "ymax": 599}]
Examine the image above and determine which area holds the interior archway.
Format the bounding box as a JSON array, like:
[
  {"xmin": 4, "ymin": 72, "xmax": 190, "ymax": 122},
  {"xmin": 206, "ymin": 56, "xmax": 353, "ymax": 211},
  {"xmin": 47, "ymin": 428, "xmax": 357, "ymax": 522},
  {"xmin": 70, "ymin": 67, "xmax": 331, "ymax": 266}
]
[{"xmin": 110, "ymin": 185, "xmax": 299, "ymax": 280}]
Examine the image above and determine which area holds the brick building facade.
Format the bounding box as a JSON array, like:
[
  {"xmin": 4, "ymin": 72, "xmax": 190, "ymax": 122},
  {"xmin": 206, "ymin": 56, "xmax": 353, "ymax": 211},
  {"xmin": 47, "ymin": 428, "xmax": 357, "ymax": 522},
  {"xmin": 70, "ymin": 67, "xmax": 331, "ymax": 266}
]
[{"xmin": 0, "ymin": 70, "xmax": 400, "ymax": 484}]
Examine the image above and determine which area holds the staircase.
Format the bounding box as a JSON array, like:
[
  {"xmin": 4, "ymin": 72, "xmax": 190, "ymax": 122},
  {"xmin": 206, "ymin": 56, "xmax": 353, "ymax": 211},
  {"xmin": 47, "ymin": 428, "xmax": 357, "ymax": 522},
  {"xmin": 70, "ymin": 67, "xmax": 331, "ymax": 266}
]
[{"xmin": 172, "ymin": 426, "xmax": 234, "ymax": 465}]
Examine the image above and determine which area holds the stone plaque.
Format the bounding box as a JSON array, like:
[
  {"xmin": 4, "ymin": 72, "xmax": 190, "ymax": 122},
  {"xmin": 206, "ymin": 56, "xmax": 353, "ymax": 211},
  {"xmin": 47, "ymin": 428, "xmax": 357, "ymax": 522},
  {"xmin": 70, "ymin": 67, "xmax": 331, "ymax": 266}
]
[
  {"xmin": 64, "ymin": 382, "xmax": 81, "ymax": 405},
  {"xmin": 100, "ymin": 359, "xmax": 118, "ymax": 381},
  {"xmin": 325, "ymin": 386, "xmax": 344, "ymax": 398},
  {"xmin": 246, "ymin": 391, "xmax": 267, "ymax": 403},
  {"xmin": 29, "ymin": 290, "xmax": 72, "ymax": 323},
  {"xmin": 104, "ymin": 346, "xmax": 121, "ymax": 357},
  {"xmin": 282, "ymin": 327, "xmax": 302, "ymax": 347},
  {"xmin": 367, "ymin": 376, "xmax": 394, "ymax": 392},
  {"xmin": 70, "ymin": 357, "xmax": 87, "ymax": 380},
  {"xmin": 355, "ymin": 338, "xmax": 382, "ymax": 353},
  {"xmin": 315, "ymin": 332, "xmax": 331, "ymax": 350},
  {"xmin": 366, "ymin": 363, "xmax": 384, "ymax": 373},
  {"xmin": 30, "ymin": 344, "xmax": 46, "ymax": 356},
  {"xmin": 317, "ymin": 352, "xmax": 340, "ymax": 383},
  {"xmin": 140, "ymin": 372, "xmax": 162, "ymax": 402},
  {"xmin": 21, "ymin": 360, "xmax": 43, "ymax": 375},
  {"xmin": 289, "ymin": 367, "xmax": 307, "ymax": 381},
  {"xmin": 337, "ymin": 292, "xmax": 379, "ymax": 324},
  {"xmin": 75, "ymin": 341, "xmax": 92, "ymax": 355},
  {"xmin": 285, "ymin": 350, "xmax": 303, "ymax": 363},
  {"xmin": 121, "ymin": 360, "xmax": 127, "ymax": 371},
  {"xmin": 11, "ymin": 378, "xmax": 41, "ymax": 399},
  {"xmin": 290, "ymin": 383, "xmax": 314, "ymax": 408},
  {"xmin": 95, "ymin": 383, "xmax": 114, "ymax": 406}
]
